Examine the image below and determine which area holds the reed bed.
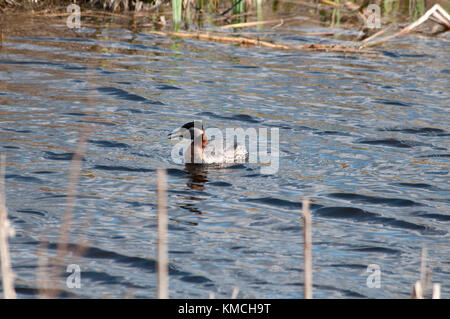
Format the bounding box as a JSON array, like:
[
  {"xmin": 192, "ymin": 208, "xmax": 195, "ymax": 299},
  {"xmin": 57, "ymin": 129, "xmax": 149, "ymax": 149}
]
[
  {"xmin": 1, "ymin": 0, "xmax": 447, "ymax": 56},
  {"xmin": 1, "ymin": 0, "xmax": 446, "ymax": 55},
  {"xmin": 1, "ymin": 0, "xmax": 447, "ymax": 29}
]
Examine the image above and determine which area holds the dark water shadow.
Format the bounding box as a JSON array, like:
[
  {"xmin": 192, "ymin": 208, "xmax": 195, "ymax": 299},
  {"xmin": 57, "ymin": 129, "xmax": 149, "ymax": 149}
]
[{"xmin": 184, "ymin": 163, "xmax": 209, "ymax": 191}]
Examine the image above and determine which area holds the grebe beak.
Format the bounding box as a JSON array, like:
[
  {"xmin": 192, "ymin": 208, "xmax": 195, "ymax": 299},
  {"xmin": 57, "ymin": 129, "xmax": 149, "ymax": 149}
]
[
  {"xmin": 169, "ymin": 121, "xmax": 205, "ymax": 141},
  {"xmin": 168, "ymin": 129, "xmax": 182, "ymax": 140},
  {"xmin": 168, "ymin": 126, "xmax": 188, "ymax": 140}
]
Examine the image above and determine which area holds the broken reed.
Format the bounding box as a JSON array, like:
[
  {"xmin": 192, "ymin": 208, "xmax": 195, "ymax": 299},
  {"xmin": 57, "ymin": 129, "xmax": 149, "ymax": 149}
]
[{"xmin": 411, "ymin": 246, "xmax": 442, "ymax": 299}]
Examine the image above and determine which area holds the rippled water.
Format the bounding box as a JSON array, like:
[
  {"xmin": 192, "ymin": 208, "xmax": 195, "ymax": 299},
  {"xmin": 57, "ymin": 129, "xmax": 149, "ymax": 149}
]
[{"xmin": 0, "ymin": 21, "xmax": 449, "ymax": 298}]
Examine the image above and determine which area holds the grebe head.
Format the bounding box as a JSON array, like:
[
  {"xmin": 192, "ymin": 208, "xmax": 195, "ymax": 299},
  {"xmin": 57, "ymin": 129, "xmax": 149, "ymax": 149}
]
[{"xmin": 169, "ymin": 121, "xmax": 207, "ymax": 147}]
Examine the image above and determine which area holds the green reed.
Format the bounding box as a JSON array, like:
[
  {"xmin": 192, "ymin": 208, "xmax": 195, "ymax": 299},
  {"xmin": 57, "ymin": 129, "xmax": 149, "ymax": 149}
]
[
  {"xmin": 232, "ymin": 0, "xmax": 246, "ymax": 23},
  {"xmin": 257, "ymin": 0, "xmax": 263, "ymax": 21},
  {"xmin": 233, "ymin": 0, "xmax": 245, "ymax": 15},
  {"xmin": 409, "ymin": 0, "xmax": 425, "ymax": 21},
  {"xmin": 331, "ymin": 0, "xmax": 341, "ymax": 28},
  {"xmin": 172, "ymin": 0, "xmax": 183, "ymax": 30}
]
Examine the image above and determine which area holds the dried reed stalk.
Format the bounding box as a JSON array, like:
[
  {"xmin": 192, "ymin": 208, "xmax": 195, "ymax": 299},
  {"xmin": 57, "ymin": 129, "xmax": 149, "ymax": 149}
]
[
  {"xmin": 220, "ymin": 16, "xmax": 306, "ymax": 29},
  {"xmin": 157, "ymin": 169, "xmax": 168, "ymax": 299},
  {"xmin": 220, "ymin": 19, "xmax": 286, "ymax": 29},
  {"xmin": 149, "ymin": 31, "xmax": 292, "ymax": 50},
  {"xmin": 43, "ymin": 74, "xmax": 95, "ymax": 298},
  {"xmin": 302, "ymin": 199, "xmax": 312, "ymax": 299},
  {"xmin": 420, "ymin": 247, "xmax": 427, "ymax": 296},
  {"xmin": 320, "ymin": 0, "xmax": 339, "ymax": 7},
  {"xmin": 361, "ymin": 24, "xmax": 395, "ymax": 44},
  {"xmin": 0, "ymin": 154, "xmax": 16, "ymax": 299},
  {"xmin": 231, "ymin": 285, "xmax": 239, "ymax": 299},
  {"xmin": 298, "ymin": 43, "xmax": 376, "ymax": 53},
  {"xmin": 432, "ymin": 283, "xmax": 441, "ymax": 299},
  {"xmin": 362, "ymin": 4, "xmax": 450, "ymax": 48},
  {"xmin": 411, "ymin": 247, "xmax": 427, "ymax": 299},
  {"xmin": 37, "ymin": 242, "xmax": 51, "ymax": 298},
  {"xmin": 411, "ymin": 281, "xmax": 423, "ymax": 299},
  {"xmin": 148, "ymin": 31, "xmax": 377, "ymax": 53},
  {"xmin": 55, "ymin": 128, "xmax": 90, "ymax": 260},
  {"xmin": 44, "ymin": 133, "xmax": 90, "ymax": 298},
  {"xmin": 410, "ymin": 247, "xmax": 442, "ymax": 299}
]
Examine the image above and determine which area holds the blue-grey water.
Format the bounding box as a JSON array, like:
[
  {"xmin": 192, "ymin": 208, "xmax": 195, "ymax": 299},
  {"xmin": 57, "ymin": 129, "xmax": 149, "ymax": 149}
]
[{"xmin": 0, "ymin": 22, "xmax": 449, "ymax": 298}]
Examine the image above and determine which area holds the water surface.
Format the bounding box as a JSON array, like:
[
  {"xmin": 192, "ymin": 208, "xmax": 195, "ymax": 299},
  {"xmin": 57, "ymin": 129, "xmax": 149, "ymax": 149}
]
[{"xmin": 0, "ymin": 21, "xmax": 449, "ymax": 298}]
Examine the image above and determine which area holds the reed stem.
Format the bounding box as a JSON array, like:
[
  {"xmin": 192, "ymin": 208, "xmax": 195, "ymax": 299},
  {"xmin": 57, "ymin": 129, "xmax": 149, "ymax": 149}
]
[
  {"xmin": 172, "ymin": 0, "xmax": 182, "ymax": 30},
  {"xmin": 231, "ymin": 285, "xmax": 239, "ymax": 299},
  {"xmin": 411, "ymin": 281, "xmax": 423, "ymax": 299},
  {"xmin": 0, "ymin": 154, "xmax": 16, "ymax": 299},
  {"xmin": 420, "ymin": 246, "xmax": 427, "ymax": 297},
  {"xmin": 157, "ymin": 169, "xmax": 169, "ymax": 299},
  {"xmin": 432, "ymin": 283, "xmax": 441, "ymax": 299},
  {"xmin": 302, "ymin": 199, "xmax": 312, "ymax": 299}
]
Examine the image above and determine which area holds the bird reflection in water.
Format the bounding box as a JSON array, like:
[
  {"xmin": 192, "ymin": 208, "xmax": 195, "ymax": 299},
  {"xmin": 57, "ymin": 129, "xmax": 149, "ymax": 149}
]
[
  {"xmin": 177, "ymin": 163, "xmax": 209, "ymax": 216},
  {"xmin": 184, "ymin": 163, "xmax": 208, "ymax": 191}
]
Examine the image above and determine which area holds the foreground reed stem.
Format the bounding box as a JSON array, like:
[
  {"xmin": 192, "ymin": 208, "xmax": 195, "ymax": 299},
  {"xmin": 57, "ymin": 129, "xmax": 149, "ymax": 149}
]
[
  {"xmin": 0, "ymin": 154, "xmax": 16, "ymax": 299},
  {"xmin": 302, "ymin": 199, "xmax": 312, "ymax": 299},
  {"xmin": 157, "ymin": 169, "xmax": 168, "ymax": 299}
]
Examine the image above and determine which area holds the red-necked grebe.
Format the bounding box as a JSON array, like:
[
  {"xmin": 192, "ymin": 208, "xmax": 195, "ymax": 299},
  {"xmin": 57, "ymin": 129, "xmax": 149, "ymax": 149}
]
[{"xmin": 169, "ymin": 121, "xmax": 248, "ymax": 164}]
